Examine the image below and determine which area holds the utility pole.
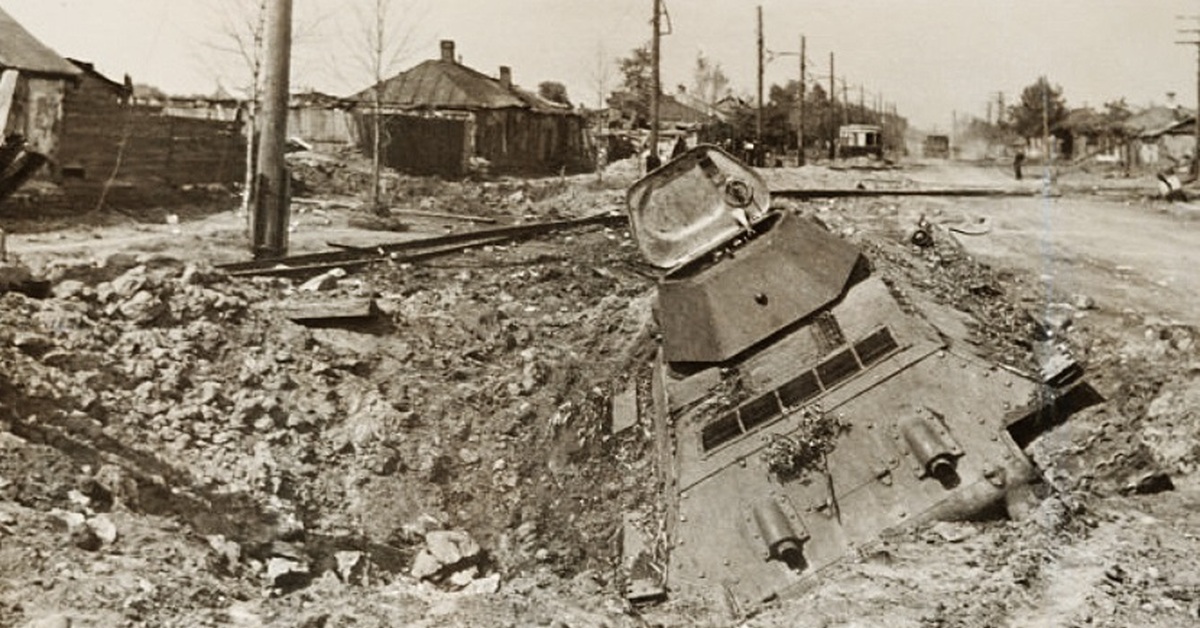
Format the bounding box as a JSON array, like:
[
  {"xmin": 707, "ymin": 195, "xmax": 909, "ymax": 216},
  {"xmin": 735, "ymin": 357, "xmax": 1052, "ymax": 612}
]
[
  {"xmin": 952, "ymin": 109, "xmax": 958, "ymax": 158},
  {"xmin": 1041, "ymin": 75, "xmax": 1051, "ymax": 175},
  {"xmin": 798, "ymin": 35, "xmax": 806, "ymax": 166},
  {"xmin": 250, "ymin": 0, "xmax": 292, "ymax": 259},
  {"xmin": 829, "ymin": 52, "xmax": 835, "ymax": 158},
  {"xmin": 841, "ymin": 77, "xmax": 848, "ymax": 125},
  {"xmin": 756, "ymin": 5, "xmax": 764, "ymax": 144},
  {"xmin": 649, "ymin": 0, "xmax": 661, "ymax": 166},
  {"xmin": 1176, "ymin": 15, "xmax": 1200, "ymax": 176}
]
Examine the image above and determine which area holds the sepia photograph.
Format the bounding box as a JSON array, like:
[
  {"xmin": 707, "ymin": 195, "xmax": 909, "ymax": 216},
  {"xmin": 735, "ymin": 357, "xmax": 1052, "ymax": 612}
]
[{"xmin": 0, "ymin": 1, "xmax": 1197, "ymax": 626}]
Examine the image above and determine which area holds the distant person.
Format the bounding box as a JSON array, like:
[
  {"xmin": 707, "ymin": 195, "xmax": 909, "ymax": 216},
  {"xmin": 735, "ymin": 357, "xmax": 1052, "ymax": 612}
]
[
  {"xmin": 646, "ymin": 151, "xmax": 662, "ymax": 172},
  {"xmin": 671, "ymin": 136, "xmax": 688, "ymax": 159},
  {"xmin": 1013, "ymin": 149, "xmax": 1025, "ymax": 180}
]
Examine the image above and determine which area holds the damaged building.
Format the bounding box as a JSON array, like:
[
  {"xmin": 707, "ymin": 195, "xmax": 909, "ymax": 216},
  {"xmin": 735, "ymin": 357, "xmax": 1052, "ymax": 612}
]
[
  {"xmin": 58, "ymin": 60, "xmax": 244, "ymax": 186},
  {"xmin": 350, "ymin": 40, "xmax": 593, "ymax": 177},
  {"xmin": 0, "ymin": 5, "xmax": 81, "ymax": 177}
]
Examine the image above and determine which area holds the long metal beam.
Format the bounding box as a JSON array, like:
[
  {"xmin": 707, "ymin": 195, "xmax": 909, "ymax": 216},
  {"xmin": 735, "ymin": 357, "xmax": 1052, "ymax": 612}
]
[
  {"xmin": 218, "ymin": 212, "xmax": 627, "ymax": 276},
  {"xmin": 770, "ymin": 188, "xmax": 1039, "ymax": 199}
]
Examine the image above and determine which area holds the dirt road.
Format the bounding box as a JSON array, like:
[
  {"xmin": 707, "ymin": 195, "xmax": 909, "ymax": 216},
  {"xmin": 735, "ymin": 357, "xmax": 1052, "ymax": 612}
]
[{"xmin": 934, "ymin": 194, "xmax": 1198, "ymax": 325}]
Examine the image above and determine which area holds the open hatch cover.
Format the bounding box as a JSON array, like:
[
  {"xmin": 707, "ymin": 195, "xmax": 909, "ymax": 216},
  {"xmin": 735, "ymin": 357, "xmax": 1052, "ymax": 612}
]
[{"xmin": 626, "ymin": 145, "xmax": 771, "ymax": 269}]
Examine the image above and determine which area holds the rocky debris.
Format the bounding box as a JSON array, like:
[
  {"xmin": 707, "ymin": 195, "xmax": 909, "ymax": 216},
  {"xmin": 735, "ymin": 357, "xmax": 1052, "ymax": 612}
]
[
  {"xmin": 1071, "ymin": 293, "xmax": 1096, "ymax": 310},
  {"xmin": 87, "ymin": 514, "xmax": 118, "ymax": 545},
  {"xmin": 20, "ymin": 614, "xmax": 73, "ymax": 628},
  {"xmin": 299, "ymin": 267, "xmax": 347, "ymax": 292},
  {"xmin": 12, "ymin": 331, "xmax": 53, "ymax": 357},
  {"xmin": 1, "ymin": 166, "xmax": 1197, "ymax": 627},
  {"xmin": 266, "ymin": 555, "xmax": 312, "ymax": 589},
  {"xmin": 411, "ymin": 530, "xmax": 486, "ymax": 588},
  {"xmin": 335, "ymin": 550, "xmax": 366, "ymax": 585}
]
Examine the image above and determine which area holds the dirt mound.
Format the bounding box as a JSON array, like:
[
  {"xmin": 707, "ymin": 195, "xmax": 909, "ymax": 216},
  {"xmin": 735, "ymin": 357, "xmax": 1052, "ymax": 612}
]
[{"xmin": 0, "ymin": 217, "xmax": 657, "ymax": 625}]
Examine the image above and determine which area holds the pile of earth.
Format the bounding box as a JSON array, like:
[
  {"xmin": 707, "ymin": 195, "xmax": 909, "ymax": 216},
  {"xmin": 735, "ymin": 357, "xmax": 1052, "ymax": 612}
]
[{"xmin": 0, "ymin": 216, "xmax": 659, "ymax": 626}]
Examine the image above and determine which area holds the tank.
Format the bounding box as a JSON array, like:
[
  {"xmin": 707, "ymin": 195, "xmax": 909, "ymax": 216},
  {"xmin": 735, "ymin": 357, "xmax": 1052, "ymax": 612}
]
[{"xmin": 621, "ymin": 145, "xmax": 1097, "ymax": 615}]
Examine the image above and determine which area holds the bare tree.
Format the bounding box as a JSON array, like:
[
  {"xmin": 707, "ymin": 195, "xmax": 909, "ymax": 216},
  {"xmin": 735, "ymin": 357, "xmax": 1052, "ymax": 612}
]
[
  {"xmin": 203, "ymin": 0, "xmax": 328, "ymax": 215},
  {"xmin": 345, "ymin": 0, "xmax": 424, "ymax": 214},
  {"xmin": 204, "ymin": 0, "xmax": 268, "ymax": 215},
  {"xmin": 692, "ymin": 51, "xmax": 729, "ymax": 106},
  {"xmin": 586, "ymin": 40, "xmax": 613, "ymax": 110}
]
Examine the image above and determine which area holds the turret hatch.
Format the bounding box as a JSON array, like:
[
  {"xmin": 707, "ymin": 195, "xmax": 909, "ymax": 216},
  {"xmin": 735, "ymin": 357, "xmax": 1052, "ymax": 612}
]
[{"xmin": 626, "ymin": 145, "xmax": 771, "ymax": 269}]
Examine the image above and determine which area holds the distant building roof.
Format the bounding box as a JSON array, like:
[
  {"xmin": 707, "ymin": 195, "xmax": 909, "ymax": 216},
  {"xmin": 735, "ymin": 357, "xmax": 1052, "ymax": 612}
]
[
  {"xmin": 67, "ymin": 58, "xmax": 130, "ymax": 97},
  {"xmin": 1140, "ymin": 115, "xmax": 1196, "ymax": 139},
  {"xmin": 1124, "ymin": 105, "xmax": 1192, "ymax": 137},
  {"xmin": 659, "ymin": 93, "xmax": 716, "ymax": 127},
  {"xmin": 354, "ymin": 61, "xmax": 523, "ymax": 110},
  {"xmin": 0, "ymin": 7, "xmax": 81, "ymax": 77},
  {"xmin": 350, "ymin": 40, "xmax": 573, "ymax": 114}
]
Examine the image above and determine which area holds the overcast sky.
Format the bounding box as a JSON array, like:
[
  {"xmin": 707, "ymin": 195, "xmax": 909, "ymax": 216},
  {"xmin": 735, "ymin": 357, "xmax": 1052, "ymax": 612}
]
[{"xmin": 3, "ymin": 0, "xmax": 1198, "ymax": 130}]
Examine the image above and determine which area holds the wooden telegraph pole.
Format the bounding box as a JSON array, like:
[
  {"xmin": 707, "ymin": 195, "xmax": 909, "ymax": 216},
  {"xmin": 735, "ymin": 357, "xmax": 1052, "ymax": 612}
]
[
  {"xmin": 251, "ymin": 0, "xmax": 292, "ymax": 259},
  {"xmin": 649, "ymin": 0, "xmax": 661, "ymax": 166},
  {"xmin": 1176, "ymin": 15, "xmax": 1200, "ymax": 176},
  {"xmin": 828, "ymin": 52, "xmax": 835, "ymax": 158},
  {"xmin": 798, "ymin": 35, "xmax": 806, "ymax": 166},
  {"xmin": 841, "ymin": 77, "xmax": 848, "ymax": 125},
  {"xmin": 756, "ymin": 5, "xmax": 764, "ymax": 145}
]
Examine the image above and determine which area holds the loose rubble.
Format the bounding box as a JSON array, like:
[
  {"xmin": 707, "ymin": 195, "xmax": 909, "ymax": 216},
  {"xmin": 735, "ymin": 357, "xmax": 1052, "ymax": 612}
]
[{"xmin": 1, "ymin": 161, "xmax": 1197, "ymax": 626}]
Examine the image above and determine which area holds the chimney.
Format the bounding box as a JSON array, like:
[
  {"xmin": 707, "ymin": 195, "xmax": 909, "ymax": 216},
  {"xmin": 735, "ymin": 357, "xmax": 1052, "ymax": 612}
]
[
  {"xmin": 499, "ymin": 66, "xmax": 512, "ymax": 89},
  {"xmin": 440, "ymin": 40, "xmax": 455, "ymax": 63}
]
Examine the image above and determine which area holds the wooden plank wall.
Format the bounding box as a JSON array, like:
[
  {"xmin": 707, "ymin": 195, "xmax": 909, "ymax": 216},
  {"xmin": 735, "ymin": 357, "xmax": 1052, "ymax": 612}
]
[{"xmin": 61, "ymin": 76, "xmax": 245, "ymax": 185}]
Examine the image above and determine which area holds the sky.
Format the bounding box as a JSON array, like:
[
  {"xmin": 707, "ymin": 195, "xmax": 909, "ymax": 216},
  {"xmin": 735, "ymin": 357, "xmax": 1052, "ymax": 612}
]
[{"xmin": 3, "ymin": 0, "xmax": 1199, "ymax": 131}]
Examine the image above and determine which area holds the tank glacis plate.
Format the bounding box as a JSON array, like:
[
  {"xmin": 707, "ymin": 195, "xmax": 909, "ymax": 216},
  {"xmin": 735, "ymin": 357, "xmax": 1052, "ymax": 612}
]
[{"xmin": 663, "ymin": 276, "xmax": 1040, "ymax": 609}]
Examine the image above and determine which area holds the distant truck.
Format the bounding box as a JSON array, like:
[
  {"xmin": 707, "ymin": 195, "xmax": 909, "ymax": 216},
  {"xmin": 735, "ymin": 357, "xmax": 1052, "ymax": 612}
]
[
  {"xmin": 923, "ymin": 135, "xmax": 950, "ymax": 159},
  {"xmin": 837, "ymin": 124, "xmax": 883, "ymax": 159}
]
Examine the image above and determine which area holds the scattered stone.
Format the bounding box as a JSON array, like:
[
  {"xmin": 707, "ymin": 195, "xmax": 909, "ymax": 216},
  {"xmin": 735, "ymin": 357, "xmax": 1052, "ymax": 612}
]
[
  {"xmin": 462, "ymin": 573, "xmax": 501, "ymax": 595},
  {"xmin": 1130, "ymin": 471, "xmax": 1174, "ymax": 495},
  {"xmin": 70, "ymin": 523, "xmax": 102, "ymax": 552},
  {"xmin": 458, "ymin": 447, "xmax": 481, "ymax": 465},
  {"xmin": 92, "ymin": 464, "xmax": 139, "ymax": 511},
  {"xmin": 335, "ymin": 550, "xmax": 366, "ymax": 584},
  {"xmin": 411, "ymin": 549, "xmax": 441, "ymax": 580},
  {"xmin": 179, "ymin": 263, "xmax": 225, "ymax": 286},
  {"xmin": 426, "ymin": 530, "xmax": 481, "ymax": 566},
  {"xmin": 12, "ymin": 331, "xmax": 53, "ymax": 357},
  {"xmin": 929, "ymin": 521, "xmax": 977, "ymax": 543},
  {"xmin": 206, "ymin": 534, "xmax": 242, "ymax": 571},
  {"xmin": 110, "ymin": 266, "xmax": 147, "ymax": 300},
  {"xmin": 1070, "ymin": 293, "xmax": 1096, "ymax": 310},
  {"xmin": 51, "ymin": 280, "xmax": 87, "ymax": 300},
  {"xmin": 21, "ymin": 614, "xmax": 72, "ymax": 628},
  {"xmin": 448, "ymin": 565, "xmax": 479, "ymax": 588},
  {"xmin": 266, "ymin": 556, "xmax": 311, "ymax": 588},
  {"xmin": 87, "ymin": 514, "xmax": 118, "ymax": 545},
  {"xmin": 118, "ymin": 290, "xmax": 166, "ymax": 324},
  {"xmin": 610, "ymin": 384, "xmax": 639, "ymax": 434},
  {"xmin": 299, "ymin": 268, "xmax": 347, "ymax": 292}
]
